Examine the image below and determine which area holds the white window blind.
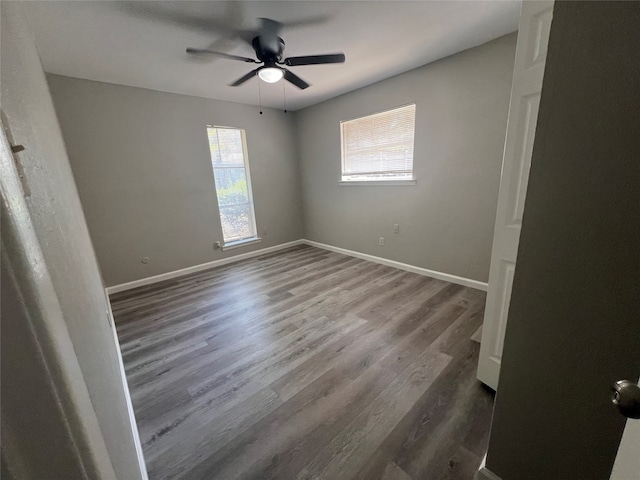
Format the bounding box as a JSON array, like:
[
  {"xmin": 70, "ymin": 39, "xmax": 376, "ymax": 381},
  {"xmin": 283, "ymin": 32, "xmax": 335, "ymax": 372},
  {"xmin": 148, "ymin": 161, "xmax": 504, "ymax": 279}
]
[
  {"xmin": 207, "ymin": 126, "xmax": 258, "ymax": 244},
  {"xmin": 340, "ymin": 104, "xmax": 416, "ymax": 182}
]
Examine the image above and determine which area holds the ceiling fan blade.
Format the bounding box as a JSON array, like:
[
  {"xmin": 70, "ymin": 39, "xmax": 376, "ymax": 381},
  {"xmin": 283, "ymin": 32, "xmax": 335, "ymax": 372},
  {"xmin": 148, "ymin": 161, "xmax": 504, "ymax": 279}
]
[
  {"xmin": 204, "ymin": 35, "xmax": 239, "ymax": 60},
  {"xmin": 283, "ymin": 69, "xmax": 310, "ymax": 90},
  {"xmin": 257, "ymin": 18, "xmax": 283, "ymax": 37},
  {"xmin": 230, "ymin": 68, "xmax": 261, "ymax": 87},
  {"xmin": 280, "ymin": 15, "xmax": 331, "ymax": 30},
  {"xmin": 120, "ymin": 3, "xmax": 239, "ymax": 36},
  {"xmin": 186, "ymin": 48, "xmax": 256, "ymax": 63},
  {"xmin": 205, "ymin": 1, "xmax": 245, "ymax": 50},
  {"xmin": 283, "ymin": 54, "xmax": 346, "ymax": 67}
]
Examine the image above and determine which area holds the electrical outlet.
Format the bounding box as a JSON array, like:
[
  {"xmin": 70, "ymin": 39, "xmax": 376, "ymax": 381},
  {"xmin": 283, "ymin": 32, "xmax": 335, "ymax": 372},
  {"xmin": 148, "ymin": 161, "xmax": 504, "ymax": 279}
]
[
  {"xmin": 393, "ymin": 224, "xmax": 400, "ymax": 234},
  {"xmin": 379, "ymin": 237, "xmax": 385, "ymax": 246}
]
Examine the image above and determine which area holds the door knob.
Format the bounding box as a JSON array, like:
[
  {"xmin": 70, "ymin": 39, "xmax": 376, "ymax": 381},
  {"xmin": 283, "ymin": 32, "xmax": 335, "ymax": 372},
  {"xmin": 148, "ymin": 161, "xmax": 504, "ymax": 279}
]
[{"xmin": 612, "ymin": 380, "xmax": 640, "ymax": 419}]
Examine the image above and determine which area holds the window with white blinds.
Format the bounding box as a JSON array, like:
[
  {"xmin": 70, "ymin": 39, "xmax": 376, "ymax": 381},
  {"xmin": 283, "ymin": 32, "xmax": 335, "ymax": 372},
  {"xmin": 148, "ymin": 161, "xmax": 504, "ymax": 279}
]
[{"xmin": 340, "ymin": 104, "xmax": 416, "ymax": 182}]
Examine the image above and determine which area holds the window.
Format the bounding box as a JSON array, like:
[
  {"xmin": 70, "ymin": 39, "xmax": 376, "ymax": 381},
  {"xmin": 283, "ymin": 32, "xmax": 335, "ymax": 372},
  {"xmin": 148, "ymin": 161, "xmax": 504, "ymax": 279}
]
[
  {"xmin": 340, "ymin": 104, "xmax": 416, "ymax": 183},
  {"xmin": 207, "ymin": 126, "xmax": 258, "ymax": 247}
]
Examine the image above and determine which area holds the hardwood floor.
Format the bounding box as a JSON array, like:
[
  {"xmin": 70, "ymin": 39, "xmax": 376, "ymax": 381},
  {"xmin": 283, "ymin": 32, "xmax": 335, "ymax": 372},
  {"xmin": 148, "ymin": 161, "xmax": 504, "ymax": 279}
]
[{"xmin": 110, "ymin": 245, "xmax": 493, "ymax": 480}]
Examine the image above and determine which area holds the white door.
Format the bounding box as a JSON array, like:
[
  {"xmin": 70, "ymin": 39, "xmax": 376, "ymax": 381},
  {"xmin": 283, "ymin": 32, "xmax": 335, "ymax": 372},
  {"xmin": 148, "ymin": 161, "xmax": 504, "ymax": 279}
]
[{"xmin": 477, "ymin": 0, "xmax": 554, "ymax": 390}]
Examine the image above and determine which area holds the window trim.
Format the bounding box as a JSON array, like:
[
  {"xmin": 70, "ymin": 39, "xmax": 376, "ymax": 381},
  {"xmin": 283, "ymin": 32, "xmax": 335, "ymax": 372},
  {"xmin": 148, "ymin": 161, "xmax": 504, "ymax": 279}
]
[
  {"xmin": 339, "ymin": 103, "xmax": 417, "ymax": 185},
  {"xmin": 221, "ymin": 237, "xmax": 262, "ymax": 251},
  {"xmin": 207, "ymin": 125, "xmax": 259, "ymax": 247}
]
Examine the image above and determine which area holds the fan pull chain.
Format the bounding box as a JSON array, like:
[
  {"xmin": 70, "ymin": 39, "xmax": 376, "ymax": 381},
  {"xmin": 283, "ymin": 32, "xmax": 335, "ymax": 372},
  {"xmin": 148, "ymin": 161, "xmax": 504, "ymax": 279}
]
[
  {"xmin": 282, "ymin": 79, "xmax": 287, "ymax": 113},
  {"xmin": 257, "ymin": 78, "xmax": 263, "ymax": 115}
]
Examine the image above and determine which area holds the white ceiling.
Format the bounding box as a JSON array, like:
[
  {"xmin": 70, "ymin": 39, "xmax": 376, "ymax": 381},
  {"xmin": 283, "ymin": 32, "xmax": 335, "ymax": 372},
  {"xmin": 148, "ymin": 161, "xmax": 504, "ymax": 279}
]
[{"xmin": 25, "ymin": 1, "xmax": 521, "ymax": 111}]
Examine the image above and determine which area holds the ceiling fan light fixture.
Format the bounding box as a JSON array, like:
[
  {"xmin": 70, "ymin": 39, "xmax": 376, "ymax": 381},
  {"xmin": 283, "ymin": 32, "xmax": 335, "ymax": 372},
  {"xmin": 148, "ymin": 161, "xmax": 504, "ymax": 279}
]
[{"xmin": 258, "ymin": 67, "xmax": 283, "ymax": 83}]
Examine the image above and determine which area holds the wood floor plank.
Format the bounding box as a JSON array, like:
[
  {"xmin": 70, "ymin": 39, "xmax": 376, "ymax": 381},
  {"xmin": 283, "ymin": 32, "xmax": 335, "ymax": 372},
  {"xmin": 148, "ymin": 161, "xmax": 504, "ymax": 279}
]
[
  {"xmin": 380, "ymin": 462, "xmax": 412, "ymax": 480},
  {"xmin": 387, "ymin": 345, "xmax": 490, "ymax": 479},
  {"xmin": 130, "ymin": 292, "xmax": 343, "ymax": 392},
  {"xmin": 296, "ymin": 349, "xmax": 452, "ymax": 480},
  {"xmin": 379, "ymin": 302, "xmax": 469, "ymax": 374},
  {"xmin": 134, "ymin": 314, "xmax": 365, "ymax": 438},
  {"xmin": 269, "ymin": 281, "xmax": 463, "ymax": 402},
  {"xmin": 351, "ymin": 338, "xmax": 488, "ymax": 480},
  {"xmin": 145, "ymin": 387, "xmax": 283, "ymax": 480},
  {"xmin": 183, "ymin": 365, "xmax": 396, "ymax": 480},
  {"xmin": 187, "ymin": 315, "xmax": 367, "ymax": 408},
  {"xmin": 110, "ymin": 246, "xmax": 493, "ymax": 480}
]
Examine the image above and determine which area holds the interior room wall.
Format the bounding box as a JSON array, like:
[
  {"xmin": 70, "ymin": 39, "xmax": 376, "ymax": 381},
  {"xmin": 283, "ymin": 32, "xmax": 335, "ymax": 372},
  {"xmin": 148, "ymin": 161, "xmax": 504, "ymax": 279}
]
[
  {"xmin": 1, "ymin": 3, "xmax": 143, "ymax": 478},
  {"xmin": 2, "ymin": 251, "xmax": 89, "ymax": 479},
  {"xmin": 484, "ymin": 2, "xmax": 640, "ymax": 478},
  {"xmin": 48, "ymin": 75, "xmax": 304, "ymax": 287},
  {"xmin": 295, "ymin": 33, "xmax": 516, "ymax": 283}
]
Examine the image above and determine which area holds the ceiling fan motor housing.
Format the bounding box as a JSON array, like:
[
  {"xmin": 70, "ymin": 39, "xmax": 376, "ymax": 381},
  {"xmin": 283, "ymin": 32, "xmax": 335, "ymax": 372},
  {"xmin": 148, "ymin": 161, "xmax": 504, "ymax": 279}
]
[{"xmin": 252, "ymin": 36, "xmax": 285, "ymax": 64}]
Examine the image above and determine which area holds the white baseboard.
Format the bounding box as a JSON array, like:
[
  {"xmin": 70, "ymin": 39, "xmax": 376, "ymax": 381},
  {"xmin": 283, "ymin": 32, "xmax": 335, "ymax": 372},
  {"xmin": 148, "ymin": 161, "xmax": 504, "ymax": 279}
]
[
  {"xmin": 302, "ymin": 239, "xmax": 488, "ymax": 291},
  {"xmin": 105, "ymin": 240, "xmax": 305, "ymax": 295},
  {"xmin": 105, "ymin": 297, "xmax": 149, "ymax": 479},
  {"xmin": 476, "ymin": 467, "xmax": 503, "ymax": 480},
  {"xmin": 475, "ymin": 455, "xmax": 502, "ymax": 480},
  {"xmin": 106, "ymin": 238, "xmax": 488, "ymax": 295}
]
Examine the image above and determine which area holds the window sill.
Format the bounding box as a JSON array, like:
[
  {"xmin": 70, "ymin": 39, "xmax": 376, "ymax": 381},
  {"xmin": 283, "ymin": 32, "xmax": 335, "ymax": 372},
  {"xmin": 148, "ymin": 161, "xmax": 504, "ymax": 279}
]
[
  {"xmin": 221, "ymin": 237, "xmax": 262, "ymax": 251},
  {"xmin": 338, "ymin": 179, "xmax": 417, "ymax": 186}
]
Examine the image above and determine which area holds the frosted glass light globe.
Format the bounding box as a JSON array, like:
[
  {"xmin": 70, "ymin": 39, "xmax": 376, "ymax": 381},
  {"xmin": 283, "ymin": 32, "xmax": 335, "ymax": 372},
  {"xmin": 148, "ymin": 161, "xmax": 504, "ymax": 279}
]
[{"xmin": 258, "ymin": 67, "xmax": 283, "ymax": 83}]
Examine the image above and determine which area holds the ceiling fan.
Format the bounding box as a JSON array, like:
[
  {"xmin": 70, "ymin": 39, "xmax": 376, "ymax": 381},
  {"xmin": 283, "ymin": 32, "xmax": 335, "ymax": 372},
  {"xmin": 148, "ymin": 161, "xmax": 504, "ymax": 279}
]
[{"xmin": 186, "ymin": 18, "xmax": 345, "ymax": 90}]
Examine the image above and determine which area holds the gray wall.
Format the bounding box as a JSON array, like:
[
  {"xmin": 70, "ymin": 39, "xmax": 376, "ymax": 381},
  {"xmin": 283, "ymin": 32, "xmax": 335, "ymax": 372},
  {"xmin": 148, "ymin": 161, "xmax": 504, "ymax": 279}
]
[
  {"xmin": 296, "ymin": 34, "xmax": 516, "ymax": 282},
  {"xmin": 1, "ymin": 252, "xmax": 87, "ymax": 479},
  {"xmin": 49, "ymin": 34, "xmax": 515, "ymax": 288},
  {"xmin": 485, "ymin": 2, "xmax": 640, "ymax": 479},
  {"xmin": 1, "ymin": 3, "xmax": 143, "ymax": 478},
  {"xmin": 48, "ymin": 75, "xmax": 304, "ymax": 287}
]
